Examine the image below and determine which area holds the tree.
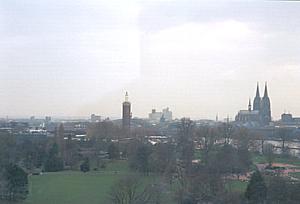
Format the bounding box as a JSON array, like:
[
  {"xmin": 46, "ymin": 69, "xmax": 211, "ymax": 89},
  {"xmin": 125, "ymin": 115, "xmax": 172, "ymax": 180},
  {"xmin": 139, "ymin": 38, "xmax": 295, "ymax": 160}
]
[
  {"xmin": 187, "ymin": 167, "xmax": 225, "ymax": 204},
  {"xmin": 65, "ymin": 135, "xmax": 81, "ymax": 169},
  {"xmin": 176, "ymin": 118, "xmax": 194, "ymax": 174},
  {"xmin": 219, "ymin": 122, "xmax": 233, "ymax": 144},
  {"xmin": 44, "ymin": 143, "xmax": 64, "ymax": 172},
  {"xmin": 245, "ymin": 171, "xmax": 267, "ymax": 204},
  {"xmin": 0, "ymin": 132, "xmax": 16, "ymax": 167},
  {"xmin": 266, "ymin": 176, "xmax": 289, "ymax": 204},
  {"xmin": 109, "ymin": 175, "xmax": 160, "ymax": 204},
  {"xmin": 195, "ymin": 126, "xmax": 219, "ymax": 164},
  {"xmin": 235, "ymin": 128, "xmax": 252, "ymax": 177},
  {"xmin": 80, "ymin": 157, "xmax": 90, "ymax": 173},
  {"xmin": 149, "ymin": 143, "xmax": 176, "ymax": 174},
  {"xmin": 276, "ymin": 128, "xmax": 292, "ymax": 154},
  {"xmin": 19, "ymin": 138, "xmax": 48, "ymax": 171},
  {"xmin": 264, "ymin": 143, "xmax": 274, "ymax": 167},
  {"xmin": 0, "ymin": 164, "xmax": 28, "ymax": 201},
  {"xmin": 107, "ymin": 142, "xmax": 120, "ymax": 160},
  {"xmin": 56, "ymin": 123, "xmax": 66, "ymax": 159},
  {"xmin": 129, "ymin": 142, "xmax": 152, "ymax": 175}
]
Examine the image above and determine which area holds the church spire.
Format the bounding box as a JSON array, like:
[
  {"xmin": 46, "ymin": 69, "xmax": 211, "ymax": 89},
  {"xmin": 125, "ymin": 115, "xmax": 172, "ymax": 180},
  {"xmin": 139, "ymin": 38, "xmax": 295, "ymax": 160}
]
[
  {"xmin": 263, "ymin": 82, "xmax": 268, "ymax": 98},
  {"xmin": 125, "ymin": 91, "xmax": 129, "ymax": 102},
  {"xmin": 255, "ymin": 82, "xmax": 260, "ymax": 97},
  {"xmin": 248, "ymin": 98, "xmax": 251, "ymax": 111}
]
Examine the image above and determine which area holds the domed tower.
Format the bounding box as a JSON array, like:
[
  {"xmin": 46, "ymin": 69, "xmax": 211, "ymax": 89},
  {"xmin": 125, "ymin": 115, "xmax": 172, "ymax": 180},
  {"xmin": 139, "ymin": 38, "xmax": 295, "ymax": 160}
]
[
  {"xmin": 122, "ymin": 92, "xmax": 131, "ymax": 133},
  {"xmin": 253, "ymin": 82, "xmax": 261, "ymax": 111},
  {"xmin": 260, "ymin": 82, "xmax": 271, "ymax": 125}
]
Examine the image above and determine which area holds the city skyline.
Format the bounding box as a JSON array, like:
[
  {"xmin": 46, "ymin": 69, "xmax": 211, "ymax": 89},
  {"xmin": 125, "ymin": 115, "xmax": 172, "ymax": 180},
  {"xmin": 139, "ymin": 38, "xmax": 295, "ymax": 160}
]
[{"xmin": 1, "ymin": 1, "xmax": 300, "ymax": 119}]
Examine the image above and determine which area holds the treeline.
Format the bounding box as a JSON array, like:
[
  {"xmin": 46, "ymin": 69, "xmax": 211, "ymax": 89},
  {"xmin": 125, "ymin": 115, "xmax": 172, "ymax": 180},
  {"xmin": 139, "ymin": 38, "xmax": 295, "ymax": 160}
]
[
  {"xmin": 0, "ymin": 123, "xmax": 82, "ymax": 202},
  {"xmin": 108, "ymin": 118, "xmax": 300, "ymax": 204}
]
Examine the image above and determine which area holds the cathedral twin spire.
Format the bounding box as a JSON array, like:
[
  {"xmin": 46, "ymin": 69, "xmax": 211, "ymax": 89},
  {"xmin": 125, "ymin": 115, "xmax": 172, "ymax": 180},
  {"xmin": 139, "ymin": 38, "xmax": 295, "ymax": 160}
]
[
  {"xmin": 252, "ymin": 82, "xmax": 271, "ymax": 125},
  {"xmin": 254, "ymin": 82, "xmax": 269, "ymax": 99},
  {"xmin": 263, "ymin": 82, "xmax": 268, "ymax": 98}
]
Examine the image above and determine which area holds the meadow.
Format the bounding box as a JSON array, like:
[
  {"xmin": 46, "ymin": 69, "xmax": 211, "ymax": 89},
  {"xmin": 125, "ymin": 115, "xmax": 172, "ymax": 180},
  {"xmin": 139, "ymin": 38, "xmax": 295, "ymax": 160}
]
[{"xmin": 24, "ymin": 161, "xmax": 129, "ymax": 204}]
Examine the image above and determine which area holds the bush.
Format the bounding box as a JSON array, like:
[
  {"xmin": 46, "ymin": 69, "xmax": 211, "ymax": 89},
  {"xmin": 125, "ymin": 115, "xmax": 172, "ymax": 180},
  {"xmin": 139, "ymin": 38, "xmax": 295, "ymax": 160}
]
[
  {"xmin": 80, "ymin": 158, "xmax": 90, "ymax": 173},
  {"xmin": 44, "ymin": 156, "xmax": 64, "ymax": 172},
  {"xmin": 0, "ymin": 164, "xmax": 29, "ymax": 201}
]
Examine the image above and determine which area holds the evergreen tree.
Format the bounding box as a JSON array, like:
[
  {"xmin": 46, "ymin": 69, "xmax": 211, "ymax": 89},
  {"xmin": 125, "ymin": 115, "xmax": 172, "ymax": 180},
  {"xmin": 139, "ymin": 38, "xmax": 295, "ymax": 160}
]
[
  {"xmin": 1, "ymin": 164, "xmax": 28, "ymax": 201},
  {"xmin": 80, "ymin": 158, "xmax": 90, "ymax": 173},
  {"xmin": 44, "ymin": 143, "xmax": 64, "ymax": 172},
  {"xmin": 245, "ymin": 170, "xmax": 267, "ymax": 204},
  {"xmin": 107, "ymin": 142, "xmax": 119, "ymax": 159}
]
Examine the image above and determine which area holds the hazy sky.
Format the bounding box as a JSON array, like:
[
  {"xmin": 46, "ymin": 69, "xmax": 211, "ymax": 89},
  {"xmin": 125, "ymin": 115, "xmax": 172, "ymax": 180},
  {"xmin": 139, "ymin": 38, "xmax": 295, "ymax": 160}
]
[{"xmin": 1, "ymin": 0, "xmax": 300, "ymax": 120}]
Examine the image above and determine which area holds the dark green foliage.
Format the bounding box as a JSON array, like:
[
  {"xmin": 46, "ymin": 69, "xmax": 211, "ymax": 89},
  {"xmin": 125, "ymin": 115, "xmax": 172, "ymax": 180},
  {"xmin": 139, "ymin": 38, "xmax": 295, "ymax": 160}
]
[
  {"xmin": 245, "ymin": 171, "xmax": 267, "ymax": 204},
  {"xmin": 0, "ymin": 164, "xmax": 28, "ymax": 201},
  {"xmin": 266, "ymin": 176, "xmax": 289, "ymax": 204},
  {"xmin": 0, "ymin": 132, "xmax": 16, "ymax": 167},
  {"xmin": 264, "ymin": 143, "xmax": 274, "ymax": 166},
  {"xmin": 289, "ymin": 182, "xmax": 300, "ymax": 203},
  {"xmin": 205, "ymin": 144, "xmax": 252, "ymax": 176},
  {"xmin": 129, "ymin": 142, "xmax": 152, "ymax": 175},
  {"xmin": 177, "ymin": 118, "xmax": 194, "ymax": 173},
  {"xmin": 44, "ymin": 156, "xmax": 64, "ymax": 172},
  {"xmin": 80, "ymin": 158, "xmax": 90, "ymax": 173},
  {"xmin": 188, "ymin": 169, "xmax": 225, "ymax": 203},
  {"xmin": 44, "ymin": 143, "xmax": 64, "ymax": 172},
  {"xmin": 20, "ymin": 138, "xmax": 48, "ymax": 170},
  {"xmin": 107, "ymin": 142, "xmax": 119, "ymax": 159},
  {"xmin": 150, "ymin": 143, "xmax": 176, "ymax": 174}
]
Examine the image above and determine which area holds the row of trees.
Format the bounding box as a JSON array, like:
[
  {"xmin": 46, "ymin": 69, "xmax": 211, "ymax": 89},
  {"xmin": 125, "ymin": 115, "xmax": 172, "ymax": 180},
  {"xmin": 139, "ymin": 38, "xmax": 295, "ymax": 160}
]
[
  {"xmin": 108, "ymin": 119, "xmax": 253, "ymax": 203},
  {"xmin": 109, "ymin": 118, "xmax": 300, "ymax": 204},
  {"xmin": 0, "ymin": 132, "xmax": 29, "ymax": 201}
]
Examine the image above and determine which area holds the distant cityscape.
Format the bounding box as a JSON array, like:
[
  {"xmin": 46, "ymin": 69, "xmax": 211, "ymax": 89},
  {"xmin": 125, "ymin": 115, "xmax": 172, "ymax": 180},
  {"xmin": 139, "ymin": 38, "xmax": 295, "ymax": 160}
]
[{"xmin": 1, "ymin": 83, "xmax": 300, "ymax": 146}]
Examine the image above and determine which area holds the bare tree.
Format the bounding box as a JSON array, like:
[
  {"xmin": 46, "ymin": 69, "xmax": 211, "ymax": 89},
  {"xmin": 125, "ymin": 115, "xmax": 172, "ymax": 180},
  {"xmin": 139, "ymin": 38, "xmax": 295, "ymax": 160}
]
[
  {"xmin": 276, "ymin": 127, "xmax": 292, "ymax": 154},
  {"xmin": 264, "ymin": 143, "xmax": 274, "ymax": 166},
  {"xmin": 109, "ymin": 175, "xmax": 161, "ymax": 204}
]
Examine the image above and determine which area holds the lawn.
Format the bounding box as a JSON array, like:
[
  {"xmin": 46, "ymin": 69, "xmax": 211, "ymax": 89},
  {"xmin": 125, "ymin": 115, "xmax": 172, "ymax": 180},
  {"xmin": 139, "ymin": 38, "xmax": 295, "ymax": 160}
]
[
  {"xmin": 24, "ymin": 161, "xmax": 129, "ymax": 204},
  {"xmin": 23, "ymin": 160, "xmax": 174, "ymax": 204},
  {"xmin": 226, "ymin": 180, "xmax": 248, "ymax": 193},
  {"xmin": 252, "ymin": 153, "xmax": 300, "ymax": 166}
]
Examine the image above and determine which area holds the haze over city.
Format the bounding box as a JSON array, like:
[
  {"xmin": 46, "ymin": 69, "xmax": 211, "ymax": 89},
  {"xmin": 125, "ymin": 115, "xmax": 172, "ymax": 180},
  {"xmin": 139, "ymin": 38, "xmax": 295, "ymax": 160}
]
[{"xmin": 1, "ymin": 0, "xmax": 300, "ymax": 119}]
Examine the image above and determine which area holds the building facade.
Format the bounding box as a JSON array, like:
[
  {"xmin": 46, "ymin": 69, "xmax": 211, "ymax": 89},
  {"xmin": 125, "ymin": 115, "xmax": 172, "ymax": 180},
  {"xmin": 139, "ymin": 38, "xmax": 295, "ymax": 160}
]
[
  {"xmin": 149, "ymin": 107, "xmax": 172, "ymax": 123},
  {"xmin": 235, "ymin": 83, "xmax": 271, "ymax": 126}
]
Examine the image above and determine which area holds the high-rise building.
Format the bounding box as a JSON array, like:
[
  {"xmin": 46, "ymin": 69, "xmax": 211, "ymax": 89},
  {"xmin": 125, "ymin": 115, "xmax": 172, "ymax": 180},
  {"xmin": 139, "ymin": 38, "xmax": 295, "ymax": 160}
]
[
  {"xmin": 148, "ymin": 107, "xmax": 173, "ymax": 122},
  {"xmin": 122, "ymin": 92, "xmax": 131, "ymax": 132}
]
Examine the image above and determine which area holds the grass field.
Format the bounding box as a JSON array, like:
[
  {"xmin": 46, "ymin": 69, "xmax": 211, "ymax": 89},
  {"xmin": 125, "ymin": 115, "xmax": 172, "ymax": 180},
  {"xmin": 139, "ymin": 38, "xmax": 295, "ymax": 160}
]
[
  {"xmin": 25, "ymin": 171, "xmax": 120, "ymax": 204},
  {"xmin": 23, "ymin": 160, "xmax": 174, "ymax": 204},
  {"xmin": 24, "ymin": 161, "xmax": 130, "ymax": 204},
  {"xmin": 226, "ymin": 180, "xmax": 248, "ymax": 192},
  {"xmin": 252, "ymin": 153, "xmax": 300, "ymax": 166},
  {"xmin": 25, "ymin": 152, "xmax": 300, "ymax": 204}
]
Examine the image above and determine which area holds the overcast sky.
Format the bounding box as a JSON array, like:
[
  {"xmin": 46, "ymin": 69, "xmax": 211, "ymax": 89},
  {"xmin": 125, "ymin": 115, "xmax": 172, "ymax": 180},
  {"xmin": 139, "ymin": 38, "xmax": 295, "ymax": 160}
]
[{"xmin": 1, "ymin": 0, "xmax": 300, "ymax": 120}]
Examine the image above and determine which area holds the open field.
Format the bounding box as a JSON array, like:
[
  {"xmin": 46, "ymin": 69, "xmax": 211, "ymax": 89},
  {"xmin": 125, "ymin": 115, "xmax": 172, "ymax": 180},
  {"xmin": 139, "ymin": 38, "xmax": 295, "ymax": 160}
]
[
  {"xmin": 252, "ymin": 153, "xmax": 300, "ymax": 167},
  {"xmin": 25, "ymin": 171, "xmax": 121, "ymax": 204},
  {"xmin": 226, "ymin": 180, "xmax": 248, "ymax": 192},
  {"xmin": 24, "ymin": 161, "xmax": 130, "ymax": 204},
  {"xmin": 21, "ymin": 154, "xmax": 300, "ymax": 204},
  {"xmin": 23, "ymin": 160, "xmax": 173, "ymax": 204}
]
